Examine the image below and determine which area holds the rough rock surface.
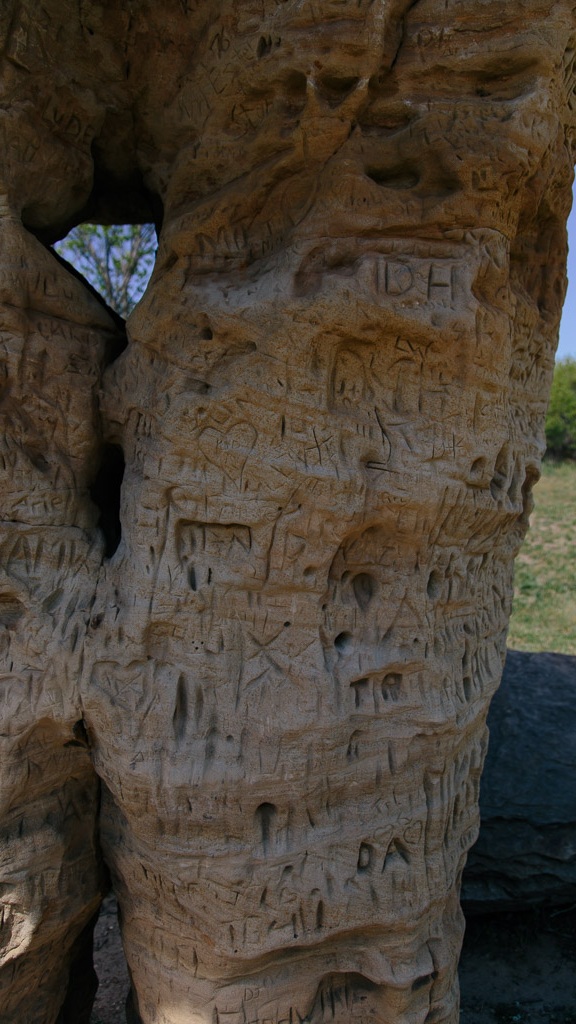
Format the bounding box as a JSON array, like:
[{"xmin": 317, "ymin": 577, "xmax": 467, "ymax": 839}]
[
  {"xmin": 463, "ymin": 649, "xmax": 576, "ymax": 911},
  {"xmin": 0, "ymin": 3, "xmax": 575, "ymax": 1023}
]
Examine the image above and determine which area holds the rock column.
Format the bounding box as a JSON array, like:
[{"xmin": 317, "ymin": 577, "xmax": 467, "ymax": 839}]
[{"xmin": 1, "ymin": 2, "xmax": 575, "ymax": 1022}]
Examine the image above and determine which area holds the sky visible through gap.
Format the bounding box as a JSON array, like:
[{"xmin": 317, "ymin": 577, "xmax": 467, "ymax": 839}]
[{"xmin": 557, "ymin": 180, "xmax": 576, "ymax": 360}]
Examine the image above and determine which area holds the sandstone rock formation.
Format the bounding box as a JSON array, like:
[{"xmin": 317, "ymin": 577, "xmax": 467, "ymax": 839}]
[
  {"xmin": 463, "ymin": 649, "xmax": 576, "ymax": 911},
  {"xmin": 1, "ymin": 3, "xmax": 575, "ymax": 1023}
]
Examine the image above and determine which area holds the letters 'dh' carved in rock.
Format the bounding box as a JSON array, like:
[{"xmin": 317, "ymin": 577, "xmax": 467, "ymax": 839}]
[{"xmin": 0, "ymin": 2, "xmax": 575, "ymax": 1023}]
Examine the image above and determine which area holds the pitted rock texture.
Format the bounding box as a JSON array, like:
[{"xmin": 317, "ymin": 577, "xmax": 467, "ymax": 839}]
[{"xmin": 0, "ymin": 3, "xmax": 575, "ymax": 1023}]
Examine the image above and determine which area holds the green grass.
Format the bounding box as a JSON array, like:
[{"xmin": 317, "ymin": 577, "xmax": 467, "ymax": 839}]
[{"xmin": 507, "ymin": 459, "xmax": 576, "ymax": 655}]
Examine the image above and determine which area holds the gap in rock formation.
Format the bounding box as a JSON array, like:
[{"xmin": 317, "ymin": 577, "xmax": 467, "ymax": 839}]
[
  {"xmin": 47, "ymin": 238, "xmax": 130, "ymax": 360},
  {"xmin": 22, "ymin": 146, "xmax": 164, "ymax": 246},
  {"xmin": 34, "ymin": 211, "xmax": 159, "ymax": 564},
  {"xmin": 47, "ymin": 219, "xmax": 159, "ymax": 351}
]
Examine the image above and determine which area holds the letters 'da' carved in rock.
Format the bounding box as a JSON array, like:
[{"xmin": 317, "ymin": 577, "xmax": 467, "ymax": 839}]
[{"xmin": 0, "ymin": 2, "xmax": 575, "ymax": 1023}]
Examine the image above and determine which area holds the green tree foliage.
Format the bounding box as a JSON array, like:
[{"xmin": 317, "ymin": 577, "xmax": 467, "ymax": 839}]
[
  {"xmin": 545, "ymin": 358, "xmax": 576, "ymax": 459},
  {"xmin": 54, "ymin": 223, "xmax": 156, "ymax": 319}
]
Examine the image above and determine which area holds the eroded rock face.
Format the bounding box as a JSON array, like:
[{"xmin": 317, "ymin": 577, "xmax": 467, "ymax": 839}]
[{"xmin": 0, "ymin": 3, "xmax": 575, "ymax": 1022}]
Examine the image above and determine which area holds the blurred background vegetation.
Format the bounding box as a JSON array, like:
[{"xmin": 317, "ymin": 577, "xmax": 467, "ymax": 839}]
[
  {"xmin": 54, "ymin": 222, "xmax": 156, "ymax": 318},
  {"xmin": 507, "ymin": 358, "xmax": 576, "ymax": 655}
]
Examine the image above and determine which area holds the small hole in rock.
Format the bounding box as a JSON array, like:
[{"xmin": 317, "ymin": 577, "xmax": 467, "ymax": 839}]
[
  {"xmin": 366, "ymin": 164, "xmax": 420, "ymax": 189},
  {"xmin": 317, "ymin": 74, "xmax": 360, "ymax": 106},
  {"xmin": 255, "ymin": 802, "xmax": 277, "ymax": 853},
  {"xmin": 351, "ymin": 678, "xmax": 369, "ymax": 708},
  {"xmin": 427, "ymin": 570, "xmax": 443, "ymax": 601},
  {"xmin": 72, "ymin": 720, "xmax": 90, "ymax": 746},
  {"xmin": 352, "ymin": 572, "xmax": 376, "ymax": 611},
  {"xmin": 411, "ymin": 971, "xmax": 438, "ymax": 993},
  {"xmin": 357, "ymin": 842, "xmax": 372, "ymax": 872},
  {"xmin": 334, "ymin": 631, "xmax": 352, "ymax": 652},
  {"xmin": 315, "ymin": 900, "xmax": 324, "ymax": 929}
]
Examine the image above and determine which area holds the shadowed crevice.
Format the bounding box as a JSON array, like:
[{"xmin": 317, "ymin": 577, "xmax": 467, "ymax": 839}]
[{"xmin": 90, "ymin": 443, "xmax": 125, "ymax": 558}]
